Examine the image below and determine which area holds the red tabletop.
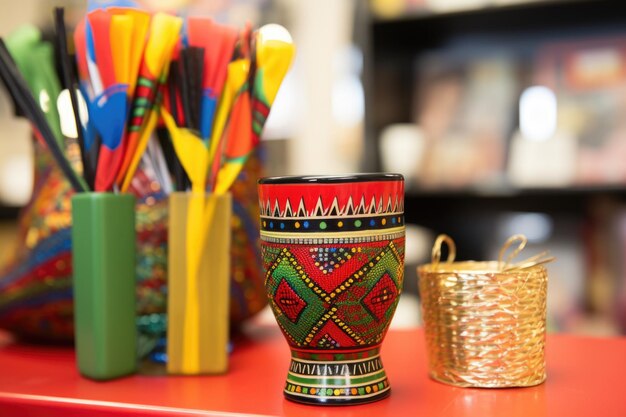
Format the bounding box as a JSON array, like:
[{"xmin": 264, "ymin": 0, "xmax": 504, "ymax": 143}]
[{"xmin": 0, "ymin": 325, "xmax": 625, "ymax": 417}]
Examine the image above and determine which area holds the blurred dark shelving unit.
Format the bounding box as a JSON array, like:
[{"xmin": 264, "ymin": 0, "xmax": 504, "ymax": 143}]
[
  {"xmin": 363, "ymin": 0, "xmax": 626, "ymax": 166},
  {"xmin": 405, "ymin": 185, "xmax": 626, "ymax": 216},
  {"xmin": 0, "ymin": 206, "xmax": 19, "ymax": 220},
  {"xmin": 359, "ymin": 0, "xmax": 626, "ymax": 322},
  {"xmin": 359, "ymin": 0, "xmax": 626, "ymax": 220}
]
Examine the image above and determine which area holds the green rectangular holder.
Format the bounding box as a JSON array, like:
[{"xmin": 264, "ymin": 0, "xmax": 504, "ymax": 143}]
[{"xmin": 71, "ymin": 192, "xmax": 137, "ymax": 380}]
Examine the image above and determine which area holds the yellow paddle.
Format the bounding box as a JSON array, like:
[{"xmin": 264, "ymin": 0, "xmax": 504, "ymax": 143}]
[
  {"xmin": 205, "ymin": 57, "xmax": 250, "ymax": 183},
  {"xmin": 161, "ymin": 107, "xmax": 211, "ymax": 373},
  {"xmin": 119, "ymin": 13, "xmax": 182, "ymax": 192},
  {"xmin": 213, "ymin": 24, "xmax": 295, "ymax": 195},
  {"xmin": 108, "ymin": 8, "xmax": 150, "ymax": 98}
]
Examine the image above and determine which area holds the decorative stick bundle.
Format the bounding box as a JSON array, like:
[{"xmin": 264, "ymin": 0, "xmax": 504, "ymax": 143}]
[
  {"xmin": 162, "ymin": 18, "xmax": 295, "ymax": 375},
  {"xmin": 72, "ymin": 7, "xmax": 181, "ymax": 380},
  {"xmin": 0, "ymin": 2, "xmax": 294, "ymax": 379},
  {"xmin": 74, "ymin": 8, "xmax": 181, "ymax": 192}
]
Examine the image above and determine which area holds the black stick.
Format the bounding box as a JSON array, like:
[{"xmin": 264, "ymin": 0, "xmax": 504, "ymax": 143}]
[
  {"xmin": 54, "ymin": 7, "xmax": 92, "ymax": 188},
  {"xmin": 177, "ymin": 55, "xmax": 193, "ymax": 129},
  {"xmin": 186, "ymin": 47, "xmax": 204, "ymax": 132},
  {"xmin": 168, "ymin": 61, "xmax": 180, "ymax": 124},
  {"xmin": 0, "ymin": 38, "xmax": 87, "ymax": 192},
  {"xmin": 156, "ymin": 127, "xmax": 188, "ymax": 191}
]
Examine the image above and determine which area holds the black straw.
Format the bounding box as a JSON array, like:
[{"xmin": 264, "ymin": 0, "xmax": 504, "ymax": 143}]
[
  {"xmin": 156, "ymin": 127, "xmax": 189, "ymax": 191},
  {"xmin": 53, "ymin": 7, "xmax": 93, "ymax": 189},
  {"xmin": 178, "ymin": 47, "xmax": 205, "ymax": 132},
  {"xmin": 0, "ymin": 38, "xmax": 87, "ymax": 192},
  {"xmin": 176, "ymin": 57, "xmax": 193, "ymax": 130},
  {"xmin": 185, "ymin": 47, "xmax": 204, "ymax": 132},
  {"xmin": 84, "ymin": 132, "xmax": 101, "ymax": 190},
  {"xmin": 164, "ymin": 63, "xmax": 190, "ymax": 191},
  {"xmin": 168, "ymin": 61, "xmax": 179, "ymax": 124}
]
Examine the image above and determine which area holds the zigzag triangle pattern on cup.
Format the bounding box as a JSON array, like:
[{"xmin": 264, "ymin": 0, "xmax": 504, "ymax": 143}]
[
  {"xmin": 258, "ymin": 180, "xmax": 405, "ymax": 237},
  {"xmin": 258, "ymin": 181, "xmax": 404, "ymax": 219}
]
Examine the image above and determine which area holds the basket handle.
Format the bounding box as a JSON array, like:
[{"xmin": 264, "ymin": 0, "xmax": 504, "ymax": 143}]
[
  {"xmin": 498, "ymin": 234, "xmax": 528, "ymax": 270},
  {"xmin": 431, "ymin": 234, "xmax": 456, "ymax": 267}
]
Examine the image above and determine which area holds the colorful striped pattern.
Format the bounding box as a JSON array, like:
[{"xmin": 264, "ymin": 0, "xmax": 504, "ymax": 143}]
[
  {"xmin": 284, "ymin": 349, "xmax": 391, "ymax": 405},
  {"xmin": 128, "ymin": 76, "xmax": 156, "ymax": 132}
]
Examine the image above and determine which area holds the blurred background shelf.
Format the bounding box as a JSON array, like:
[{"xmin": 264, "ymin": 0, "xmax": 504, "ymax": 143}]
[
  {"xmin": 406, "ymin": 186, "xmax": 626, "ymax": 214},
  {"xmin": 365, "ymin": 0, "xmax": 626, "ymax": 168},
  {"xmin": 361, "ymin": 0, "xmax": 626, "ymax": 335},
  {"xmin": 371, "ymin": 0, "xmax": 626, "ymax": 27}
]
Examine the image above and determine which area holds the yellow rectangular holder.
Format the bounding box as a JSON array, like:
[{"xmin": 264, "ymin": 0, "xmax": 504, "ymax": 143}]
[{"xmin": 167, "ymin": 191, "xmax": 231, "ymax": 374}]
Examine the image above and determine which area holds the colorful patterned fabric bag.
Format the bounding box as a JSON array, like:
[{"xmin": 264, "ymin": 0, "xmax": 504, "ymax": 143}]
[{"xmin": 0, "ymin": 141, "xmax": 266, "ymax": 344}]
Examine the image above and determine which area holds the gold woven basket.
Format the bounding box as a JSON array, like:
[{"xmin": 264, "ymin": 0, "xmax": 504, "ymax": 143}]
[{"xmin": 418, "ymin": 234, "xmax": 553, "ymax": 388}]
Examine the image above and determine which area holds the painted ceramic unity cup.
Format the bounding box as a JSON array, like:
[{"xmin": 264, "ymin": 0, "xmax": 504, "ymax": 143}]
[{"xmin": 259, "ymin": 174, "xmax": 405, "ymax": 405}]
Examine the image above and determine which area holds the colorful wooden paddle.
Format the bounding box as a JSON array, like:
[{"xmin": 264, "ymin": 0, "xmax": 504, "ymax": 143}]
[
  {"xmin": 187, "ymin": 17, "xmax": 238, "ymax": 142},
  {"xmin": 205, "ymin": 23, "xmax": 252, "ymax": 190},
  {"xmin": 213, "ymin": 24, "xmax": 295, "ymax": 195},
  {"xmin": 118, "ymin": 12, "xmax": 182, "ymax": 192},
  {"xmin": 107, "ymin": 7, "xmax": 150, "ymax": 100},
  {"xmin": 250, "ymin": 24, "xmax": 295, "ymax": 146},
  {"xmin": 83, "ymin": 10, "xmax": 133, "ymax": 191}
]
